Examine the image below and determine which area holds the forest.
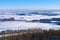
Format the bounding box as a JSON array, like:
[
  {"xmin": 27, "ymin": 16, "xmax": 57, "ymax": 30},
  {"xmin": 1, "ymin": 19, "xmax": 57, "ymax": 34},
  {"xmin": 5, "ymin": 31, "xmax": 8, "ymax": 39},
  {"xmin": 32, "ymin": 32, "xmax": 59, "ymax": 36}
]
[{"xmin": 0, "ymin": 29, "xmax": 60, "ymax": 40}]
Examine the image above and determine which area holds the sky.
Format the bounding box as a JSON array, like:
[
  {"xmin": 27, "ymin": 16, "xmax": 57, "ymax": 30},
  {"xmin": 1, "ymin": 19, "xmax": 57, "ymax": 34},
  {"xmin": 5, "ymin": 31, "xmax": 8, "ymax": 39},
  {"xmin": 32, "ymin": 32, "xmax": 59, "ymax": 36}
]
[{"xmin": 0, "ymin": 0, "xmax": 60, "ymax": 10}]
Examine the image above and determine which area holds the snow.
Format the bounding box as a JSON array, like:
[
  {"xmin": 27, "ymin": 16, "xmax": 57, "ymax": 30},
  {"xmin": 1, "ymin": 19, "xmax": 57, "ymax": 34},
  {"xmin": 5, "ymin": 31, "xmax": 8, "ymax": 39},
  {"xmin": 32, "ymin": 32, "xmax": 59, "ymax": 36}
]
[
  {"xmin": 0, "ymin": 21, "xmax": 60, "ymax": 31},
  {"xmin": 0, "ymin": 15, "xmax": 60, "ymax": 20},
  {"xmin": 0, "ymin": 14, "xmax": 60, "ymax": 31}
]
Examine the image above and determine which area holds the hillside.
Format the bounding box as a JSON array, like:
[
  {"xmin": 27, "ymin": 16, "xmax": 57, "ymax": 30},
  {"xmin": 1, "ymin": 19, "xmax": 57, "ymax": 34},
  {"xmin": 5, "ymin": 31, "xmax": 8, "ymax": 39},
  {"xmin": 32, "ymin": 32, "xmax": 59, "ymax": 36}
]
[{"xmin": 1, "ymin": 29, "xmax": 60, "ymax": 40}]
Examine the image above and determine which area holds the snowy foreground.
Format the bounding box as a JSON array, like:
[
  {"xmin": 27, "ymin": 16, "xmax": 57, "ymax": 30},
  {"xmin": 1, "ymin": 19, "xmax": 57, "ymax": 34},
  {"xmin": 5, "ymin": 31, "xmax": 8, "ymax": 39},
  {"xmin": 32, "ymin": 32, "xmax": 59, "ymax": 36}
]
[{"xmin": 0, "ymin": 15, "xmax": 60, "ymax": 31}]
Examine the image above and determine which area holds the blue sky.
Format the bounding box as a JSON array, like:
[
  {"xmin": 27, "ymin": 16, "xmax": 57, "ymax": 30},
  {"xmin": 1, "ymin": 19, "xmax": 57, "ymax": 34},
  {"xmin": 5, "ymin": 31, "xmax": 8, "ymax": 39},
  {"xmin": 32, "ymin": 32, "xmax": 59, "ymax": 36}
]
[{"xmin": 0, "ymin": 0, "xmax": 60, "ymax": 10}]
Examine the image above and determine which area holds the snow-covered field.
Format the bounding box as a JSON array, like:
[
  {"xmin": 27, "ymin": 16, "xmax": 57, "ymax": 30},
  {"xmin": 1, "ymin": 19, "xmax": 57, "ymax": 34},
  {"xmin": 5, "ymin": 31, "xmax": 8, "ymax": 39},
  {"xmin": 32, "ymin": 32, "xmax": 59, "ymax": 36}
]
[
  {"xmin": 0, "ymin": 14, "xmax": 60, "ymax": 31},
  {"xmin": 0, "ymin": 15, "xmax": 60, "ymax": 20}
]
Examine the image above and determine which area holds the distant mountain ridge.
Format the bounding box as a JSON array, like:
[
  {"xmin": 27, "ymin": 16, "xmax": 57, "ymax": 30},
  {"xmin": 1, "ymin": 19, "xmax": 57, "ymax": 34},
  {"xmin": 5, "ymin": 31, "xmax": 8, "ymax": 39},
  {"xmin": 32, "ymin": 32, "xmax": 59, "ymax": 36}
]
[{"xmin": 0, "ymin": 10, "xmax": 60, "ymax": 16}]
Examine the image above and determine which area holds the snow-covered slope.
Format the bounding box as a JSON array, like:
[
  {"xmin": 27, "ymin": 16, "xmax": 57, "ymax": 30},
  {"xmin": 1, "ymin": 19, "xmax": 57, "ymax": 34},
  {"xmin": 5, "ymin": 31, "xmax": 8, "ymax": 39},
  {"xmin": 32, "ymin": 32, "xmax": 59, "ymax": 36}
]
[
  {"xmin": 0, "ymin": 21, "xmax": 60, "ymax": 31},
  {"xmin": 0, "ymin": 10, "xmax": 60, "ymax": 31},
  {"xmin": 0, "ymin": 14, "xmax": 60, "ymax": 32},
  {"xmin": 0, "ymin": 15, "xmax": 60, "ymax": 20}
]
